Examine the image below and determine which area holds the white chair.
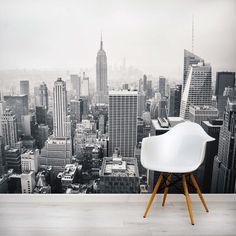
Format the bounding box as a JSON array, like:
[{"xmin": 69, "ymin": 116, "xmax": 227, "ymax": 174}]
[{"xmin": 141, "ymin": 121, "xmax": 215, "ymax": 225}]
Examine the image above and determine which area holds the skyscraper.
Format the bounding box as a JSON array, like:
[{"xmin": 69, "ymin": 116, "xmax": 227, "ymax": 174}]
[
  {"xmin": 39, "ymin": 82, "xmax": 49, "ymax": 110},
  {"xmin": 98, "ymin": 115, "xmax": 105, "ymax": 134},
  {"xmin": 36, "ymin": 106, "xmax": 47, "ymax": 125},
  {"xmin": 0, "ymin": 100, "xmax": 6, "ymax": 137},
  {"xmin": 159, "ymin": 76, "xmax": 166, "ymax": 98},
  {"xmin": 37, "ymin": 124, "xmax": 49, "ymax": 149},
  {"xmin": 180, "ymin": 62, "xmax": 212, "ymax": 119},
  {"xmin": 215, "ymin": 72, "xmax": 235, "ymax": 118},
  {"xmin": 158, "ymin": 98, "xmax": 168, "ymax": 118},
  {"xmin": 70, "ymin": 74, "xmax": 81, "ymax": 98},
  {"xmin": 1, "ymin": 108, "xmax": 18, "ymax": 147},
  {"xmin": 183, "ymin": 49, "xmax": 203, "ymax": 91},
  {"xmin": 138, "ymin": 78, "xmax": 142, "ymax": 92},
  {"xmin": 70, "ymin": 99, "xmax": 82, "ymax": 123},
  {"xmin": 143, "ymin": 75, "xmax": 147, "ymax": 92},
  {"xmin": 146, "ymin": 80, "xmax": 153, "ymax": 99},
  {"xmin": 108, "ymin": 91, "xmax": 138, "ymax": 157},
  {"xmin": 39, "ymin": 78, "xmax": 72, "ymax": 172},
  {"xmin": 96, "ymin": 36, "xmax": 108, "ymax": 104},
  {"xmin": 0, "ymin": 136, "xmax": 6, "ymax": 175},
  {"xmin": 137, "ymin": 92, "xmax": 146, "ymax": 117},
  {"xmin": 4, "ymin": 95, "xmax": 29, "ymax": 134},
  {"xmin": 21, "ymin": 114, "xmax": 33, "ymax": 136},
  {"xmin": 20, "ymin": 80, "xmax": 29, "ymax": 96},
  {"xmin": 211, "ymin": 99, "xmax": 236, "ymax": 193},
  {"xmin": 200, "ymin": 119, "xmax": 223, "ymax": 193},
  {"xmin": 34, "ymin": 82, "xmax": 49, "ymax": 110},
  {"xmin": 81, "ymin": 72, "xmax": 89, "ymax": 97},
  {"xmin": 168, "ymin": 85, "xmax": 182, "ymax": 117},
  {"xmin": 53, "ymin": 78, "xmax": 70, "ymax": 138}
]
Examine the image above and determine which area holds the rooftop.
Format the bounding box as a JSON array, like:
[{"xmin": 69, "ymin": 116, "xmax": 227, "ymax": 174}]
[
  {"xmin": 4, "ymin": 148, "xmax": 19, "ymax": 153},
  {"xmin": 102, "ymin": 156, "xmax": 139, "ymax": 177},
  {"xmin": 109, "ymin": 90, "xmax": 138, "ymax": 96},
  {"xmin": 152, "ymin": 117, "xmax": 185, "ymax": 130},
  {"xmin": 4, "ymin": 94, "xmax": 28, "ymax": 98},
  {"xmin": 47, "ymin": 137, "xmax": 71, "ymax": 144},
  {"xmin": 189, "ymin": 105, "xmax": 218, "ymax": 111},
  {"xmin": 202, "ymin": 120, "xmax": 223, "ymax": 127},
  {"xmin": 21, "ymin": 149, "xmax": 38, "ymax": 158}
]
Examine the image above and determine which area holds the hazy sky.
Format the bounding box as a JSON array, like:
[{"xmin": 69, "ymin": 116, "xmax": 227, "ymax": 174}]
[{"xmin": 0, "ymin": 0, "xmax": 235, "ymax": 79}]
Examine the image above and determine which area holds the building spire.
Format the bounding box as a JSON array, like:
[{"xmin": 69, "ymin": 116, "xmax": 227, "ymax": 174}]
[
  {"xmin": 192, "ymin": 14, "xmax": 194, "ymax": 53},
  {"xmin": 100, "ymin": 31, "xmax": 103, "ymax": 50}
]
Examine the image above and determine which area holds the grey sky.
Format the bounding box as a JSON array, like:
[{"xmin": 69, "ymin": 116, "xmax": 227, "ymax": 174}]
[{"xmin": 0, "ymin": 0, "xmax": 235, "ymax": 80}]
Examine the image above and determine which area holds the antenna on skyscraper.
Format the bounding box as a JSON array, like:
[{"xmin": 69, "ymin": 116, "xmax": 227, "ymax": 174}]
[
  {"xmin": 100, "ymin": 31, "xmax": 103, "ymax": 49},
  {"xmin": 192, "ymin": 14, "xmax": 194, "ymax": 53}
]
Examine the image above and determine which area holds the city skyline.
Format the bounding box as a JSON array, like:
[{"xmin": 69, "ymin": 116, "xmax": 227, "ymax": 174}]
[
  {"xmin": 0, "ymin": 0, "xmax": 235, "ymax": 195},
  {"xmin": 0, "ymin": 0, "xmax": 235, "ymax": 80}
]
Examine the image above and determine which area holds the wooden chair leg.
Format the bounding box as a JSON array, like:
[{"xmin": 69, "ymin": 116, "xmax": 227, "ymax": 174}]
[
  {"xmin": 162, "ymin": 174, "xmax": 171, "ymax": 207},
  {"xmin": 143, "ymin": 173, "xmax": 163, "ymax": 218},
  {"xmin": 190, "ymin": 174, "xmax": 209, "ymax": 212},
  {"xmin": 182, "ymin": 174, "xmax": 195, "ymax": 225}
]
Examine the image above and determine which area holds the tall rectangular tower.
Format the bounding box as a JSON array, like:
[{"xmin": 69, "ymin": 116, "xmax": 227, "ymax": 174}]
[
  {"xmin": 81, "ymin": 72, "xmax": 89, "ymax": 97},
  {"xmin": 0, "ymin": 100, "xmax": 6, "ymax": 136},
  {"xmin": 168, "ymin": 84, "xmax": 182, "ymax": 117},
  {"xmin": 180, "ymin": 62, "xmax": 212, "ymax": 120},
  {"xmin": 20, "ymin": 80, "xmax": 29, "ymax": 96},
  {"xmin": 215, "ymin": 72, "xmax": 235, "ymax": 117},
  {"xmin": 70, "ymin": 74, "xmax": 81, "ymax": 98},
  {"xmin": 4, "ymin": 95, "xmax": 28, "ymax": 134},
  {"xmin": 183, "ymin": 49, "xmax": 203, "ymax": 91},
  {"xmin": 40, "ymin": 78, "xmax": 72, "ymax": 172},
  {"xmin": 108, "ymin": 91, "xmax": 138, "ymax": 157},
  {"xmin": 0, "ymin": 136, "xmax": 6, "ymax": 175},
  {"xmin": 159, "ymin": 76, "xmax": 166, "ymax": 98},
  {"xmin": 96, "ymin": 37, "xmax": 108, "ymax": 104},
  {"xmin": 211, "ymin": 99, "xmax": 236, "ymax": 193},
  {"xmin": 53, "ymin": 78, "xmax": 70, "ymax": 138},
  {"xmin": 34, "ymin": 82, "xmax": 49, "ymax": 110},
  {"xmin": 1, "ymin": 108, "xmax": 18, "ymax": 147}
]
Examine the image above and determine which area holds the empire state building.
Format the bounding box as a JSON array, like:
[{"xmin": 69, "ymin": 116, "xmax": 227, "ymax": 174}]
[{"xmin": 96, "ymin": 36, "xmax": 108, "ymax": 104}]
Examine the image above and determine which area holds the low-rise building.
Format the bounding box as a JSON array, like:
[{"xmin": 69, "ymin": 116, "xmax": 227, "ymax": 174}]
[
  {"xmin": 189, "ymin": 105, "xmax": 219, "ymax": 124},
  {"xmin": 39, "ymin": 137, "xmax": 72, "ymax": 172},
  {"xmin": 99, "ymin": 149, "xmax": 140, "ymax": 193},
  {"xmin": 60, "ymin": 163, "xmax": 81, "ymax": 189},
  {"xmin": 21, "ymin": 149, "xmax": 39, "ymax": 172},
  {"xmin": 5, "ymin": 147, "xmax": 21, "ymax": 174},
  {"xmin": 21, "ymin": 171, "xmax": 36, "ymax": 194}
]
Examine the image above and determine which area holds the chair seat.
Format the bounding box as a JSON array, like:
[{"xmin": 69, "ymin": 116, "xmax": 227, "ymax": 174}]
[{"xmin": 141, "ymin": 158, "xmax": 199, "ymax": 173}]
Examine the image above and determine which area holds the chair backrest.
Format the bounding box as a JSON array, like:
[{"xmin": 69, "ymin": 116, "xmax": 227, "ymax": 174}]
[
  {"xmin": 164, "ymin": 121, "xmax": 215, "ymax": 166},
  {"xmin": 167, "ymin": 121, "xmax": 214, "ymax": 141}
]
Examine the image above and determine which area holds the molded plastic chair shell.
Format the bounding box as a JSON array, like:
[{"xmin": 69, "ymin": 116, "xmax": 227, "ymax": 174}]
[{"xmin": 141, "ymin": 121, "xmax": 215, "ymax": 173}]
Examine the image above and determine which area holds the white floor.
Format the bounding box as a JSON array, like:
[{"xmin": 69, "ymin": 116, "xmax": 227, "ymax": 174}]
[{"xmin": 0, "ymin": 194, "xmax": 235, "ymax": 236}]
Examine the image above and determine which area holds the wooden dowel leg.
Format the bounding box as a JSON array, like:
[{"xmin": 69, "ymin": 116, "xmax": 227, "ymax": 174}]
[
  {"xmin": 143, "ymin": 173, "xmax": 163, "ymax": 218},
  {"xmin": 190, "ymin": 174, "xmax": 209, "ymax": 213},
  {"xmin": 162, "ymin": 174, "xmax": 171, "ymax": 207},
  {"xmin": 182, "ymin": 174, "xmax": 195, "ymax": 225}
]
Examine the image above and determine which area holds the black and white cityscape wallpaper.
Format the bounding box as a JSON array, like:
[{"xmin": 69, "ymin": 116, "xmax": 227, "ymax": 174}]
[{"xmin": 0, "ymin": 0, "xmax": 235, "ymax": 194}]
